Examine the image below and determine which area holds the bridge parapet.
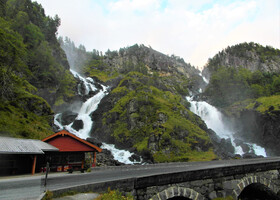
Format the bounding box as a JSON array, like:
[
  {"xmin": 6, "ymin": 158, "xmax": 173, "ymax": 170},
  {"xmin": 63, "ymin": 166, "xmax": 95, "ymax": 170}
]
[
  {"xmin": 138, "ymin": 170, "xmax": 280, "ymax": 200},
  {"xmin": 49, "ymin": 157, "xmax": 280, "ymax": 200}
]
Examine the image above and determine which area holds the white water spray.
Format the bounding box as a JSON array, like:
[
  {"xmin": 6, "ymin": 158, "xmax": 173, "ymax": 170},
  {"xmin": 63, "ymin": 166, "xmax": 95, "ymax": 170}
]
[
  {"xmin": 70, "ymin": 69, "xmax": 97, "ymax": 95},
  {"xmin": 187, "ymin": 96, "xmax": 266, "ymax": 156},
  {"xmin": 54, "ymin": 113, "xmax": 63, "ymax": 131},
  {"xmin": 54, "ymin": 69, "xmax": 107, "ymax": 139},
  {"xmin": 187, "ymin": 73, "xmax": 267, "ymax": 157},
  {"xmin": 66, "ymin": 85, "xmax": 108, "ymax": 139},
  {"xmin": 101, "ymin": 143, "xmax": 142, "ymax": 165},
  {"xmin": 54, "ymin": 69, "xmax": 142, "ymax": 164},
  {"xmin": 199, "ymin": 72, "xmax": 209, "ymax": 84},
  {"xmin": 187, "ymin": 97, "xmax": 243, "ymax": 155}
]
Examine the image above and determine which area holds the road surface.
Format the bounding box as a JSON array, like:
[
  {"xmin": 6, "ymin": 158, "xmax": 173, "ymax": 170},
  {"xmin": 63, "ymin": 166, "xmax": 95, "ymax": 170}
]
[{"xmin": 1, "ymin": 157, "xmax": 280, "ymax": 200}]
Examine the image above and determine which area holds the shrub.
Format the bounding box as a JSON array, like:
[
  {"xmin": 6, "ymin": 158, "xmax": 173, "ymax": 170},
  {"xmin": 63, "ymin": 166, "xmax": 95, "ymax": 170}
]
[{"xmin": 96, "ymin": 188, "xmax": 134, "ymax": 200}]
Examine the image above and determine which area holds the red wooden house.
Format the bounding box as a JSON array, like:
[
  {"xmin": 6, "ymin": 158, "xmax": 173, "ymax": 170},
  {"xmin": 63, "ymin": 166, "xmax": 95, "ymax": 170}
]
[{"xmin": 42, "ymin": 130, "xmax": 102, "ymax": 172}]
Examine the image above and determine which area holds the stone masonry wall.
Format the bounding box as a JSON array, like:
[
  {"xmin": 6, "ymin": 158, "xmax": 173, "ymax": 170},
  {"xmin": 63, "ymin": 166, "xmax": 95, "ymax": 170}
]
[{"xmin": 136, "ymin": 170, "xmax": 280, "ymax": 200}]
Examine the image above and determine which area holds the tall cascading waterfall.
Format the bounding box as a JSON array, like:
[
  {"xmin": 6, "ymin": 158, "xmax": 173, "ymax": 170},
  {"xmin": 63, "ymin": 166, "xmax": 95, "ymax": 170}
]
[
  {"xmin": 187, "ymin": 74, "xmax": 267, "ymax": 157},
  {"xmin": 54, "ymin": 69, "xmax": 141, "ymax": 164},
  {"xmin": 55, "ymin": 69, "xmax": 108, "ymax": 139}
]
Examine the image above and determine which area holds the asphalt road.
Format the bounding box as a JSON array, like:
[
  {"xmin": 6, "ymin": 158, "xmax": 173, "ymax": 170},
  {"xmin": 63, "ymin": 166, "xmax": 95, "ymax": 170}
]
[{"xmin": 1, "ymin": 157, "xmax": 280, "ymax": 200}]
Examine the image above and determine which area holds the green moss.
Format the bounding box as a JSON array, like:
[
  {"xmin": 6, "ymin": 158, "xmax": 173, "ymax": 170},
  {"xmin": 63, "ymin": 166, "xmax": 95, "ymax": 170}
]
[
  {"xmin": 54, "ymin": 96, "xmax": 65, "ymax": 107},
  {"xmin": 109, "ymin": 91, "xmax": 136, "ymax": 114},
  {"xmin": 102, "ymin": 72, "xmax": 216, "ymax": 162},
  {"xmin": 153, "ymin": 149, "xmax": 217, "ymax": 163},
  {"xmin": 246, "ymin": 95, "xmax": 280, "ymax": 114},
  {"xmin": 96, "ymin": 188, "xmax": 134, "ymax": 200},
  {"xmin": 111, "ymin": 86, "xmax": 128, "ymax": 94},
  {"xmin": 0, "ymin": 103, "xmax": 53, "ymax": 139},
  {"xmin": 112, "ymin": 120, "xmax": 130, "ymax": 142},
  {"xmin": 85, "ymin": 68, "xmax": 119, "ymax": 82},
  {"xmin": 42, "ymin": 190, "xmax": 53, "ymax": 200},
  {"xmin": 134, "ymin": 137, "xmax": 149, "ymax": 152}
]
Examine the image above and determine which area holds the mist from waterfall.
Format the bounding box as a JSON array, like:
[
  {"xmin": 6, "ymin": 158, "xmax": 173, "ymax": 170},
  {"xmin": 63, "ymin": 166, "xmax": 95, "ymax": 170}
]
[
  {"xmin": 54, "ymin": 69, "xmax": 142, "ymax": 164},
  {"xmin": 186, "ymin": 73, "xmax": 267, "ymax": 157},
  {"xmin": 55, "ymin": 69, "xmax": 108, "ymax": 139}
]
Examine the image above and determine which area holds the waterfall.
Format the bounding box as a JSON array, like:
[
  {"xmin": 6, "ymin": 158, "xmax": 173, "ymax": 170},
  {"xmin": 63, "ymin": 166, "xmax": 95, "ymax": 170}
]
[
  {"xmin": 55, "ymin": 69, "xmax": 108, "ymax": 139},
  {"xmin": 65, "ymin": 84, "xmax": 108, "ymax": 139},
  {"xmin": 199, "ymin": 72, "xmax": 209, "ymax": 84},
  {"xmin": 187, "ymin": 96, "xmax": 266, "ymax": 157},
  {"xmin": 187, "ymin": 97, "xmax": 243, "ymax": 155},
  {"xmin": 187, "ymin": 73, "xmax": 267, "ymax": 157},
  {"xmin": 54, "ymin": 69, "xmax": 141, "ymax": 164},
  {"xmin": 70, "ymin": 69, "xmax": 97, "ymax": 95}
]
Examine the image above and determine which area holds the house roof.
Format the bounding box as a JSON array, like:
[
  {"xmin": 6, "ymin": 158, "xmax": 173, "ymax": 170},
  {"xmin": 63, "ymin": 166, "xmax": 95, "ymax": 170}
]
[
  {"xmin": 42, "ymin": 130, "xmax": 102, "ymax": 153},
  {"xmin": 0, "ymin": 137, "xmax": 59, "ymax": 154}
]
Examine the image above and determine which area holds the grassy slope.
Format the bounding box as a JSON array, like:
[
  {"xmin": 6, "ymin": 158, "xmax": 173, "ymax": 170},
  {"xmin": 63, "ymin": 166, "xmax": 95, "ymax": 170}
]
[{"xmin": 100, "ymin": 72, "xmax": 216, "ymax": 162}]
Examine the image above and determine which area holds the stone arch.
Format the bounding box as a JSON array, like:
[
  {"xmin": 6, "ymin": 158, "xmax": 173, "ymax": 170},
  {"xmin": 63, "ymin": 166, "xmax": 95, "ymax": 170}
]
[
  {"xmin": 232, "ymin": 176, "xmax": 278, "ymax": 199},
  {"xmin": 149, "ymin": 186, "xmax": 205, "ymax": 200}
]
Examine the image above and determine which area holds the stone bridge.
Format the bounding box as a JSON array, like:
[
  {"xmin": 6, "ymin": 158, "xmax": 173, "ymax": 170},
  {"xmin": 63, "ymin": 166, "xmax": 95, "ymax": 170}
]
[
  {"xmin": 134, "ymin": 158, "xmax": 280, "ymax": 199},
  {"xmin": 50, "ymin": 157, "xmax": 280, "ymax": 200}
]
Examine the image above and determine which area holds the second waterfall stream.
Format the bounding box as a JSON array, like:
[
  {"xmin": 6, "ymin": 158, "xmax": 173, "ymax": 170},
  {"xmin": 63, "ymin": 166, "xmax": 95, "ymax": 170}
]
[{"xmin": 186, "ymin": 95, "xmax": 267, "ymax": 157}]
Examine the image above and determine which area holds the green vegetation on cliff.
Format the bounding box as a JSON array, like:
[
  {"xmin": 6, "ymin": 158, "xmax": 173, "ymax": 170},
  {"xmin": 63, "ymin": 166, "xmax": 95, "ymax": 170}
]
[
  {"xmin": 203, "ymin": 42, "xmax": 280, "ymax": 108},
  {"xmin": 93, "ymin": 70, "xmax": 216, "ymax": 162},
  {"xmin": 206, "ymin": 42, "xmax": 280, "ymax": 74},
  {"xmin": 204, "ymin": 66, "xmax": 280, "ymax": 107},
  {"xmin": 246, "ymin": 95, "xmax": 280, "ymax": 114},
  {"xmin": 0, "ymin": 0, "xmax": 76, "ymax": 138},
  {"xmin": 81, "ymin": 44, "xmax": 217, "ymax": 163}
]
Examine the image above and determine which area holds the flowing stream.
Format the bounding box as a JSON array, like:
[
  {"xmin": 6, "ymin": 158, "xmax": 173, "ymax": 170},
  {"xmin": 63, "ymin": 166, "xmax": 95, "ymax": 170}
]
[{"xmin": 54, "ymin": 69, "xmax": 140, "ymax": 164}]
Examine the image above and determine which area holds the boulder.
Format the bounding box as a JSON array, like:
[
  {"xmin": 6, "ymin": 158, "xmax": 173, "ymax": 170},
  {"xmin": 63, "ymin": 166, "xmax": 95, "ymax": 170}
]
[
  {"xmin": 72, "ymin": 119, "xmax": 84, "ymax": 131},
  {"xmin": 86, "ymin": 137, "xmax": 103, "ymax": 147},
  {"xmin": 61, "ymin": 111, "xmax": 78, "ymax": 125},
  {"xmin": 96, "ymin": 149, "xmax": 124, "ymax": 166}
]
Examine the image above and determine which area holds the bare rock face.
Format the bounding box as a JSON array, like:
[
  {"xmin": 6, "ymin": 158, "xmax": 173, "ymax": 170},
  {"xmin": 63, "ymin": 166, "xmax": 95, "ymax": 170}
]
[
  {"xmin": 96, "ymin": 149, "xmax": 124, "ymax": 166},
  {"xmin": 60, "ymin": 111, "xmax": 78, "ymax": 125},
  {"xmin": 203, "ymin": 42, "xmax": 280, "ymax": 79},
  {"xmin": 99, "ymin": 44, "xmax": 201, "ymax": 83},
  {"xmin": 235, "ymin": 110, "xmax": 280, "ymax": 156},
  {"xmin": 72, "ymin": 119, "xmax": 84, "ymax": 131}
]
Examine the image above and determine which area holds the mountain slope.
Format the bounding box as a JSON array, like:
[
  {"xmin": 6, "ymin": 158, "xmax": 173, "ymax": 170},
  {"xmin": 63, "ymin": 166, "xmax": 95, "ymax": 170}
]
[
  {"xmin": 54, "ymin": 44, "xmax": 215, "ymax": 163},
  {"xmin": 203, "ymin": 42, "xmax": 280, "ymax": 80},
  {"xmin": 0, "ymin": 0, "xmax": 76, "ymax": 139},
  {"xmin": 201, "ymin": 42, "xmax": 280, "ymax": 156},
  {"xmin": 202, "ymin": 43, "xmax": 280, "ymax": 107}
]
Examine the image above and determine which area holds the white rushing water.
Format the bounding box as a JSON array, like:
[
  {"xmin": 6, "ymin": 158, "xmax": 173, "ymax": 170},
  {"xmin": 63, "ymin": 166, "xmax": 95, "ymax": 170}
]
[
  {"xmin": 65, "ymin": 85, "xmax": 108, "ymax": 139},
  {"xmin": 55, "ymin": 70, "xmax": 108, "ymax": 139},
  {"xmin": 187, "ymin": 96, "xmax": 267, "ymax": 156},
  {"xmin": 54, "ymin": 113, "xmax": 63, "ymax": 130},
  {"xmin": 187, "ymin": 73, "xmax": 267, "ymax": 158},
  {"xmin": 55, "ymin": 69, "xmax": 142, "ymax": 164},
  {"xmin": 68, "ymin": 70, "xmax": 108, "ymax": 139},
  {"xmin": 70, "ymin": 69, "xmax": 97, "ymax": 95},
  {"xmin": 199, "ymin": 72, "xmax": 209, "ymax": 84},
  {"xmin": 187, "ymin": 97, "xmax": 244, "ymax": 155},
  {"xmin": 101, "ymin": 143, "xmax": 142, "ymax": 165}
]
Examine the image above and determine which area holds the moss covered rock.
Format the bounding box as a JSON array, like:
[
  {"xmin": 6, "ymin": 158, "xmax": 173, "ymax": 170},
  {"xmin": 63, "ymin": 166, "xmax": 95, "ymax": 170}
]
[{"xmin": 91, "ymin": 72, "xmax": 216, "ymax": 163}]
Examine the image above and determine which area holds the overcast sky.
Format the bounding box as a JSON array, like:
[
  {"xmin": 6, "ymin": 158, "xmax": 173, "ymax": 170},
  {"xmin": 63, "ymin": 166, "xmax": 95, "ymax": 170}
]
[{"xmin": 34, "ymin": 0, "xmax": 280, "ymax": 70}]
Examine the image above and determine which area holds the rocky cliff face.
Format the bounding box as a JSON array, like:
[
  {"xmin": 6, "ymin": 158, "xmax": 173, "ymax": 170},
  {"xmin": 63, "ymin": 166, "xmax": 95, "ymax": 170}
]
[
  {"xmin": 75, "ymin": 44, "xmax": 218, "ymax": 163},
  {"xmin": 201, "ymin": 42, "xmax": 280, "ymax": 157},
  {"xmin": 90, "ymin": 71, "xmax": 216, "ymax": 163},
  {"xmin": 84, "ymin": 44, "xmax": 205, "ymax": 94},
  {"xmin": 202, "ymin": 42, "xmax": 280, "ymax": 79},
  {"xmin": 237, "ymin": 110, "xmax": 280, "ymax": 156},
  {"xmin": 225, "ymin": 96, "xmax": 280, "ymax": 156}
]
